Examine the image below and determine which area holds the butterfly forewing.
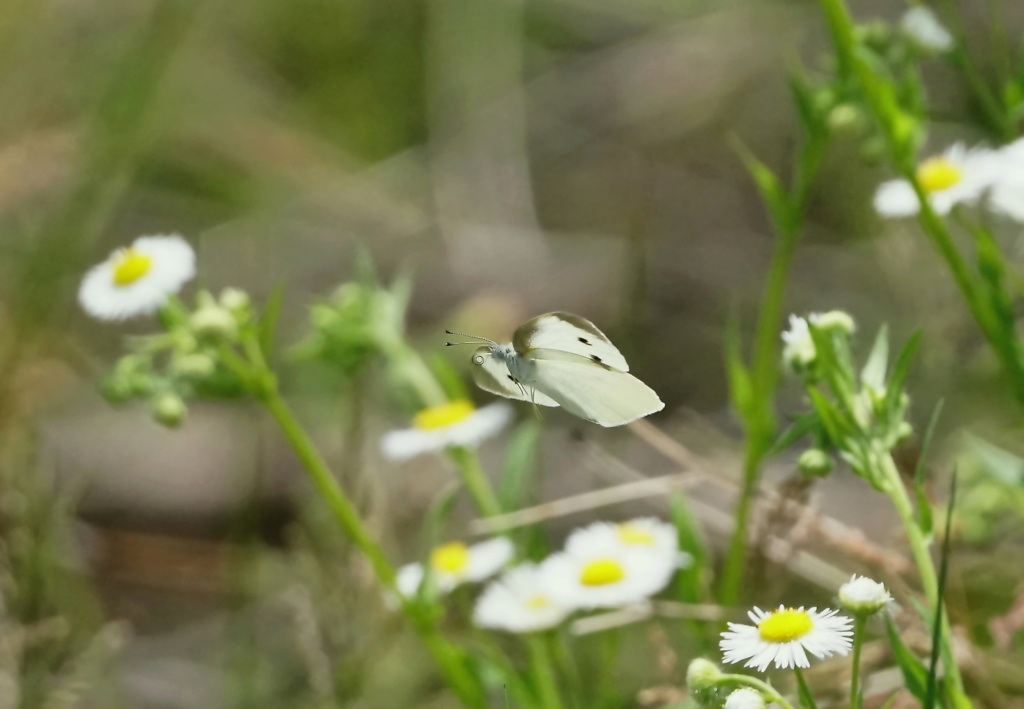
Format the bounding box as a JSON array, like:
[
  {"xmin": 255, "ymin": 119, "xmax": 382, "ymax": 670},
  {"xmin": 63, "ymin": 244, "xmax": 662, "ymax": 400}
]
[
  {"xmin": 471, "ymin": 346, "xmax": 560, "ymax": 407},
  {"xmin": 512, "ymin": 312, "xmax": 630, "ymax": 372},
  {"xmin": 524, "ymin": 348, "xmax": 663, "ymax": 427}
]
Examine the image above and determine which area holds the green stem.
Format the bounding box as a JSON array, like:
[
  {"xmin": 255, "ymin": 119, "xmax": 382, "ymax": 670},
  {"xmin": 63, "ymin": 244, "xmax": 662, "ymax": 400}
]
[
  {"xmin": 447, "ymin": 446, "xmax": 503, "ymax": 517},
  {"xmin": 720, "ymin": 132, "xmax": 827, "ymax": 606},
  {"xmin": 719, "ymin": 673, "xmax": 798, "ymax": 709},
  {"xmin": 793, "ymin": 667, "xmax": 819, "ymax": 709},
  {"xmin": 849, "ymin": 616, "xmax": 866, "ymax": 709},
  {"xmin": 255, "ymin": 370, "xmax": 487, "ymax": 708},
  {"xmin": 552, "ymin": 630, "xmax": 584, "ymax": 709},
  {"xmin": 526, "ymin": 633, "xmax": 564, "ymax": 709},
  {"xmin": 387, "ymin": 340, "xmax": 448, "ymax": 406},
  {"xmin": 877, "ymin": 454, "xmax": 966, "ymax": 699}
]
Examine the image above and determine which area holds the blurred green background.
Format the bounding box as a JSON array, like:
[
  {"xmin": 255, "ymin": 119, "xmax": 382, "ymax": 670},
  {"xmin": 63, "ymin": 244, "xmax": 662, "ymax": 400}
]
[{"xmin": 2, "ymin": 0, "xmax": 1024, "ymax": 706}]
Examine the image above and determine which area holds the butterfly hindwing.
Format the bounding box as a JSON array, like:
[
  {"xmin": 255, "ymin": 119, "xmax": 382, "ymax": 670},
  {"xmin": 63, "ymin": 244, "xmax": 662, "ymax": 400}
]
[
  {"xmin": 471, "ymin": 346, "xmax": 560, "ymax": 407},
  {"xmin": 512, "ymin": 312, "xmax": 630, "ymax": 372},
  {"xmin": 525, "ymin": 348, "xmax": 663, "ymax": 427}
]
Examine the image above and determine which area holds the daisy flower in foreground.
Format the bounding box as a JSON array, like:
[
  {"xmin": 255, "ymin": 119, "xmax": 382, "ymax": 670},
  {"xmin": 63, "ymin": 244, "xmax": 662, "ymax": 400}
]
[
  {"xmin": 396, "ymin": 537, "xmax": 513, "ymax": 598},
  {"xmin": 838, "ymin": 574, "xmax": 893, "ymax": 616},
  {"xmin": 79, "ymin": 234, "xmax": 196, "ymax": 321},
  {"xmin": 986, "ymin": 137, "xmax": 1024, "ymax": 223},
  {"xmin": 381, "ymin": 400, "xmax": 512, "ymax": 461},
  {"xmin": 873, "ymin": 143, "xmax": 997, "ymax": 217},
  {"xmin": 541, "ymin": 526, "xmax": 679, "ymax": 610},
  {"xmin": 473, "ymin": 563, "xmax": 570, "ymax": 633},
  {"xmin": 725, "ymin": 687, "xmax": 766, "ymax": 709},
  {"xmin": 720, "ymin": 606, "xmax": 853, "ymax": 672}
]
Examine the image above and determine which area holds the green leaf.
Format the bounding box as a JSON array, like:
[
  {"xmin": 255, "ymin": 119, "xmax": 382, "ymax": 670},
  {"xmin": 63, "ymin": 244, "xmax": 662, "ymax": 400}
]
[
  {"xmin": 886, "ymin": 330, "xmax": 922, "ymax": 416},
  {"xmin": 724, "ymin": 308, "xmax": 753, "ymax": 422},
  {"xmin": 767, "ymin": 413, "xmax": 822, "ymax": 458},
  {"xmin": 731, "ymin": 136, "xmax": 795, "ymax": 233},
  {"xmin": 913, "ymin": 398, "xmax": 945, "ymax": 534},
  {"xmin": 498, "ymin": 419, "xmax": 542, "ymax": 512},
  {"xmin": 861, "ymin": 324, "xmax": 889, "ymax": 393},
  {"xmin": 670, "ymin": 494, "xmax": 710, "ymax": 605},
  {"xmin": 884, "ymin": 615, "xmax": 929, "ymax": 701},
  {"xmin": 807, "ymin": 387, "xmax": 855, "ymax": 441}
]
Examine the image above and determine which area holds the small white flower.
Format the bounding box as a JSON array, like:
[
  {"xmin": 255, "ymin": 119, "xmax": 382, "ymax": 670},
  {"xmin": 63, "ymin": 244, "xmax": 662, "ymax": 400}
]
[
  {"xmin": 540, "ymin": 526, "xmax": 679, "ymax": 610},
  {"xmin": 566, "ymin": 518, "xmax": 692, "ymax": 570},
  {"xmin": 782, "ymin": 315, "xmax": 816, "ymax": 371},
  {"xmin": 725, "ymin": 688, "xmax": 766, "ymax": 709},
  {"xmin": 720, "ymin": 605, "xmax": 853, "ymax": 672},
  {"xmin": 78, "ymin": 234, "xmax": 196, "ymax": 321},
  {"xmin": 874, "ymin": 143, "xmax": 998, "ymax": 217},
  {"xmin": 808, "ymin": 310, "xmax": 856, "ymax": 335},
  {"xmin": 838, "ymin": 575, "xmax": 893, "ymax": 616},
  {"xmin": 381, "ymin": 401, "xmax": 512, "ymax": 461},
  {"xmin": 396, "ymin": 537, "xmax": 513, "ymax": 598},
  {"xmin": 986, "ymin": 137, "xmax": 1024, "ymax": 223},
  {"xmin": 901, "ymin": 6, "xmax": 954, "ymax": 53},
  {"xmin": 474, "ymin": 563, "xmax": 570, "ymax": 633}
]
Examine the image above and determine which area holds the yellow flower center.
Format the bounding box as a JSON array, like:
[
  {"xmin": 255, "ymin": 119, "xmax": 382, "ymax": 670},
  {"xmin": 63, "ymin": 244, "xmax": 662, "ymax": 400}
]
[
  {"xmin": 579, "ymin": 558, "xmax": 626, "ymax": 586},
  {"xmin": 525, "ymin": 594, "xmax": 551, "ymax": 610},
  {"xmin": 414, "ymin": 401, "xmax": 475, "ymax": 430},
  {"xmin": 111, "ymin": 248, "xmax": 153, "ymax": 287},
  {"xmin": 430, "ymin": 542, "xmax": 470, "ymax": 574},
  {"xmin": 916, "ymin": 157, "xmax": 963, "ymax": 193},
  {"xmin": 617, "ymin": 522, "xmax": 655, "ymax": 546},
  {"xmin": 758, "ymin": 608, "xmax": 813, "ymax": 643}
]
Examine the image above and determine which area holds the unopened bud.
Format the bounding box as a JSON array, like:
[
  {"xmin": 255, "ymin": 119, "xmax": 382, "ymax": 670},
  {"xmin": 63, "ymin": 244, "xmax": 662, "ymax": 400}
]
[{"xmin": 150, "ymin": 392, "xmax": 187, "ymax": 427}]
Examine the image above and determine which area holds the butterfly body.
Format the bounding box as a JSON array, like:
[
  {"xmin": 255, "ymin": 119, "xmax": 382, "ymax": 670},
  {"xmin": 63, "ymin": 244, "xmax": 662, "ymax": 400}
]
[{"xmin": 460, "ymin": 312, "xmax": 664, "ymax": 427}]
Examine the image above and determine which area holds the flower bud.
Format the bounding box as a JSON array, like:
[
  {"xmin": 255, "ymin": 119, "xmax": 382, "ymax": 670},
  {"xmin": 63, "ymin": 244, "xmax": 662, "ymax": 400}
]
[
  {"xmin": 827, "ymin": 104, "xmax": 866, "ymax": 134},
  {"xmin": 798, "ymin": 448, "xmax": 834, "ymax": 477},
  {"xmin": 219, "ymin": 287, "xmax": 251, "ymax": 313},
  {"xmin": 838, "ymin": 574, "xmax": 893, "ymax": 616},
  {"xmin": 150, "ymin": 392, "xmax": 187, "ymax": 428},
  {"xmin": 809, "ymin": 310, "xmax": 856, "ymax": 335},
  {"xmin": 685, "ymin": 658, "xmax": 721, "ymax": 692},
  {"xmin": 172, "ymin": 353, "xmax": 216, "ymax": 379},
  {"xmin": 725, "ymin": 687, "xmax": 766, "ymax": 709},
  {"xmin": 190, "ymin": 306, "xmax": 237, "ymax": 338}
]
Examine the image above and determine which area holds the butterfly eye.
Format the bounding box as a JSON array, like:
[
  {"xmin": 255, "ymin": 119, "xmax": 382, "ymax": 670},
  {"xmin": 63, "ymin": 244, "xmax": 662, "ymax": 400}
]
[{"xmin": 472, "ymin": 354, "xmax": 485, "ymax": 365}]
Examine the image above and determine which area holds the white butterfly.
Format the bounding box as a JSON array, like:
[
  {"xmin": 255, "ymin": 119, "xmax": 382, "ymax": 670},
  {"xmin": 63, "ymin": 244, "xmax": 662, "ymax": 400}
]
[{"xmin": 447, "ymin": 312, "xmax": 664, "ymax": 427}]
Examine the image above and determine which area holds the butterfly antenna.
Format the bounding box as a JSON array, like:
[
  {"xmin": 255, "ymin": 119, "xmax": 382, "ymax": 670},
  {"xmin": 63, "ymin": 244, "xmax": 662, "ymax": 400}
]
[{"xmin": 444, "ymin": 329, "xmax": 497, "ymax": 347}]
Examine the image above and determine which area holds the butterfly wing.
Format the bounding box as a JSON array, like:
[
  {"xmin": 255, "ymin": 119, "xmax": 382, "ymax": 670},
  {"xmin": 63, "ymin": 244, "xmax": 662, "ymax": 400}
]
[
  {"xmin": 525, "ymin": 349, "xmax": 663, "ymax": 427},
  {"xmin": 512, "ymin": 312, "xmax": 630, "ymax": 372},
  {"xmin": 471, "ymin": 346, "xmax": 560, "ymax": 407}
]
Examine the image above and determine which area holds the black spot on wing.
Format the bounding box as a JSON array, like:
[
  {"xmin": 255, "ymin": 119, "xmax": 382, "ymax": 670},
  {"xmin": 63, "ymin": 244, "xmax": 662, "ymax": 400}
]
[
  {"xmin": 578, "ymin": 337, "xmax": 591, "ymax": 345},
  {"xmin": 591, "ymin": 355, "xmax": 602, "ymax": 363}
]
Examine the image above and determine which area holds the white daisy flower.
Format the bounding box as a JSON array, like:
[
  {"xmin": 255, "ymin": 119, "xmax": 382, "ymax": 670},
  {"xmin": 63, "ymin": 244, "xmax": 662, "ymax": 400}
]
[
  {"xmin": 540, "ymin": 528, "xmax": 678, "ymax": 610},
  {"xmin": 720, "ymin": 605, "xmax": 853, "ymax": 672},
  {"xmin": 396, "ymin": 537, "xmax": 513, "ymax": 598},
  {"xmin": 838, "ymin": 575, "xmax": 893, "ymax": 616},
  {"xmin": 566, "ymin": 518, "xmax": 692, "ymax": 570},
  {"xmin": 874, "ymin": 143, "xmax": 998, "ymax": 217},
  {"xmin": 78, "ymin": 234, "xmax": 196, "ymax": 321},
  {"xmin": 473, "ymin": 563, "xmax": 570, "ymax": 633},
  {"xmin": 901, "ymin": 6, "xmax": 954, "ymax": 53},
  {"xmin": 986, "ymin": 137, "xmax": 1024, "ymax": 223},
  {"xmin": 725, "ymin": 687, "xmax": 766, "ymax": 709},
  {"xmin": 781, "ymin": 315, "xmax": 816, "ymax": 371},
  {"xmin": 381, "ymin": 401, "xmax": 512, "ymax": 461}
]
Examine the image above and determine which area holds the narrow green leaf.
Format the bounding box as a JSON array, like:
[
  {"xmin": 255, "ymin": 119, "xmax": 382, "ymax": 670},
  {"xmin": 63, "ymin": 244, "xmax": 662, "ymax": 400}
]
[
  {"xmin": 731, "ymin": 135, "xmax": 794, "ymax": 232},
  {"xmin": 884, "ymin": 616, "xmax": 929, "ymax": 701},
  {"xmin": 913, "ymin": 398, "xmax": 945, "ymax": 534},
  {"xmin": 670, "ymin": 494, "xmax": 710, "ymax": 604},
  {"xmin": 767, "ymin": 413, "xmax": 822, "ymax": 458},
  {"xmin": 887, "ymin": 330, "xmax": 922, "ymax": 403},
  {"xmin": 926, "ymin": 471, "xmax": 957, "ymax": 709},
  {"xmin": 498, "ymin": 419, "xmax": 542, "ymax": 512},
  {"xmin": 724, "ymin": 308, "xmax": 753, "ymax": 422},
  {"xmin": 807, "ymin": 387, "xmax": 855, "ymax": 441},
  {"xmin": 861, "ymin": 324, "xmax": 890, "ymax": 393}
]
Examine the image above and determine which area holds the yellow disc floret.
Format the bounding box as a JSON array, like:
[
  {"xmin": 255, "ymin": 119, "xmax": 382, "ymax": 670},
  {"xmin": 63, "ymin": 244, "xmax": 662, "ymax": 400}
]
[
  {"xmin": 414, "ymin": 400, "xmax": 475, "ymax": 430},
  {"xmin": 617, "ymin": 522, "xmax": 655, "ymax": 545},
  {"xmin": 430, "ymin": 542, "xmax": 470, "ymax": 574},
  {"xmin": 916, "ymin": 156, "xmax": 963, "ymax": 193},
  {"xmin": 579, "ymin": 558, "xmax": 626, "ymax": 586},
  {"xmin": 758, "ymin": 608, "xmax": 813, "ymax": 643},
  {"xmin": 111, "ymin": 248, "xmax": 154, "ymax": 286},
  {"xmin": 525, "ymin": 594, "xmax": 551, "ymax": 610}
]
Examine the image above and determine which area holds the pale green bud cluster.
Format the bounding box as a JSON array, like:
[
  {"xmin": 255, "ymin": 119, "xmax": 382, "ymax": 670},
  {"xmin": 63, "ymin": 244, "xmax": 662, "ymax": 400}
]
[{"xmin": 100, "ymin": 288, "xmax": 258, "ymax": 428}]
